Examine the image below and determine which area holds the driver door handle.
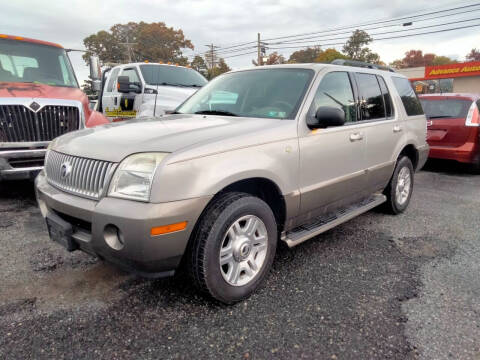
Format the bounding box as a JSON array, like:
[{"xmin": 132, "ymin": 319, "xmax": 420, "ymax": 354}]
[{"xmin": 349, "ymin": 132, "xmax": 363, "ymax": 142}]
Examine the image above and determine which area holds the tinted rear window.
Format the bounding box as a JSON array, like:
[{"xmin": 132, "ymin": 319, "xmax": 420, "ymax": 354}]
[
  {"xmin": 392, "ymin": 77, "xmax": 423, "ymax": 116},
  {"xmin": 356, "ymin": 73, "xmax": 385, "ymax": 120},
  {"xmin": 419, "ymin": 98, "xmax": 473, "ymax": 119}
]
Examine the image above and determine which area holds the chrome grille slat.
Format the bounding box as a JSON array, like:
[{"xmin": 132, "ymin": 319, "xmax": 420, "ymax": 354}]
[
  {"xmin": 45, "ymin": 150, "xmax": 115, "ymax": 200},
  {"xmin": 0, "ymin": 105, "xmax": 79, "ymax": 142}
]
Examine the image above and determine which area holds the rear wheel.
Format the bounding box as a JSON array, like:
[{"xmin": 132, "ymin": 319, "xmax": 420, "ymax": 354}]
[
  {"xmin": 382, "ymin": 156, "xmax": 414, "ymax": 214},
  {"xmin": 188, "ymin": 192, "xmax": 277, "ymax": 304}
]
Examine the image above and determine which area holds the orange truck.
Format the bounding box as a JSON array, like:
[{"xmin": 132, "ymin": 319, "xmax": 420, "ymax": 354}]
[{"xmin": 0, "ymin": 34, "xmax": 108, "ymax": 180}]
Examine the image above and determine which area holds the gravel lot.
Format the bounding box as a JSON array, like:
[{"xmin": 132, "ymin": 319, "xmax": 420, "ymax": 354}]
[{"xmin": 0, "ymin": 161, "xmax": 479, "ymax": 359}]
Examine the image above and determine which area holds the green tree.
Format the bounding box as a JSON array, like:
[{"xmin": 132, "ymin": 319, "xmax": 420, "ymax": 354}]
[
  {"xmin": 83, "ymin": 22, "xmax": 193, "ymax": 65},
  {"xmin": 315, "ymin": 48, "xmax": 347, "ymax": 63},
  {"xmin": 342, "ymin": 30, "xmax": 381, "ymax": 63},
  {"xmin": 190, "ymin": 55, "xmax": 209, "ymax": 78},
  {"xmin": 466, "ymin": 48, "xmax": 480, "ymax": 61},
  {"xmin": 208, "ymin": 58, "xmax": 231, "ymax": 79},
  {"xmin": 391, "ymin": 50, "xmax": 456, "ymax": 68},
  {"xmin": 82, "ymin": 30, "xmax": 124, "ymax": 64},
  {"xmin": 288, "ymin": 47, "xmax": 322, "ymax": 63},
  {"xmin": 135, "ymin": 22, "xmax": 193, "ymax": 64},
  {"xmin": 432, "ymin": 56, "xmax": 457, "ymax": 66},
  {"xmin": 81, "ymin": 77, "xmax": 96, "ymax": 96}
]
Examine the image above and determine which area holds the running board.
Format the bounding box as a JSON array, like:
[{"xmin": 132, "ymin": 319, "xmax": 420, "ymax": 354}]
[{"xmin": 282, "ymin": 194, "xmax": 386, "ymax": 248}]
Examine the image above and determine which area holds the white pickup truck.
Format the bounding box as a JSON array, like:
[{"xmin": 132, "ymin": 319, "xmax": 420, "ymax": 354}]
[{"xmin": 97, "ymin": 62, "xmax": 207, "ymax": 121}]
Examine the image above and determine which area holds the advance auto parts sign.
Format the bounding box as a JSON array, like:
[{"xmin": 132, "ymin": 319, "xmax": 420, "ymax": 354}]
[{"xmin": 425, "ymin": 61, "xmax": 480, "ymax": 80}]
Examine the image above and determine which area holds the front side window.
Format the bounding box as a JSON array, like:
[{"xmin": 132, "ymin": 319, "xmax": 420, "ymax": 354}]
[
  {"xmin": 392, "ymin": 77, "xmax": 424, "ymax": 116},
  {"xmin": 0, "ymin": 38, "xmax": 78, "ymax": 87},
  {"xmin": 140, "ymin": 64, "xmax": 207, "ymax": 88},
  {"xmin": 177, "ymin": 68, "xmax": 314, "ymax": 119},
  {"xmin": 308, "ymin": 71, "xmax": 356, "ymax": 123},
  {"xmin": 106, "ymin": 68, "xmax": 120, "ymax": 93},
  {"xmin": 121, "ymin": 68, "xmax": 140, "ymax": 83},
  {"xmin": 356, "ymin": 73, "xmax": 385, "ymax": 120}
]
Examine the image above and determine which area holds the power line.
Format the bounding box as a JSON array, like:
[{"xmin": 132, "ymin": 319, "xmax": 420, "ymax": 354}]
[
  {"xmin": 184, "ymin": 2, "xmax": 480, "ymax": 60},
  {"xmin": 269, "ymin": 16, "xmax": 480, "ymax": 47},
  {"xmin": 269, "ymin": 7, "xmax": 480, "ymax": 45},
  {"xmin": 262, "ymin": 2, "xmax": 480, "ymax": 42},
  {"xmin": 267, "ymin": 22, "xmax": 480, "ymax": 50}
]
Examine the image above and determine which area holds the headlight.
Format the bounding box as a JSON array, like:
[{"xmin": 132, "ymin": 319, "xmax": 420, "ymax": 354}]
[{"xmin": 108, "ymin": 153, "xmax": 167, "ymax": 202}]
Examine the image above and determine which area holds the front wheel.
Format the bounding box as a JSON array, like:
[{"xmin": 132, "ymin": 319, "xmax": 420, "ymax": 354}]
[
  {"xmin": 188, "ymin": 192, "xmax": 277, "ymax": 304},
  {"xmin": 382, "ymin": 156, "xmax": 414, "ymax": 214}
]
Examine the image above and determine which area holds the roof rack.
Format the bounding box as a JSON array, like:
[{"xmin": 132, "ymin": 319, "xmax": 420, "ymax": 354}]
[{"xmin": 331, "ymin": 59, "xmax": 395, "ymax": 72}]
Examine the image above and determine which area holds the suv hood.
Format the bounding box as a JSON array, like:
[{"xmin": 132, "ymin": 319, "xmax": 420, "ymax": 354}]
[{"xmin": 52, "ymin": 114, "xmax": 287, "ymax": 162}]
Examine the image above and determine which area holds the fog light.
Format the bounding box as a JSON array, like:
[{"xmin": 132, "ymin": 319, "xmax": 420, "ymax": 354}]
[{"xmin": 104, "ymin": 224, "xmax": 124, "ymax": 250}]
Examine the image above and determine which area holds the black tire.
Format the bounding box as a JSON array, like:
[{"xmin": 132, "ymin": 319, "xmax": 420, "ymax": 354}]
[
  {"xmin": 382, "ymin": 156, "xmax": 414, "ymax": 215},
  {"xmin": 470, "ymin": 160, "xmax": 480, "ymax": 174},
  {"xmin": 188, "ymin": 192, "xmax": 277, "ymax": 304}
]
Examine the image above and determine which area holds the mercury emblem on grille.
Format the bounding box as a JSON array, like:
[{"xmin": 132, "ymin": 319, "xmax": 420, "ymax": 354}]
[{"xmin": 60, "ymin": 162, "xmax": 72, "ymax": 178}]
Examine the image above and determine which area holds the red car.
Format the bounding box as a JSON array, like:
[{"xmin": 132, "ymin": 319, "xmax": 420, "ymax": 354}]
[{"xmin": 419, "ymin": 93, "xmax": 480, "ymax": 171}]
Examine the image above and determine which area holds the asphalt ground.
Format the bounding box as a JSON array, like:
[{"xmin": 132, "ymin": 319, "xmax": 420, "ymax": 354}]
[{"xmin": 0, "ymin": 160, "xmax": 479, "ymax": 359}]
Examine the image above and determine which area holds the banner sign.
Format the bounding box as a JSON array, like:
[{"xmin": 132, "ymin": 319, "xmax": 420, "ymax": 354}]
[{"xmin": 424, "ymin": 61, "xmax": 480, "ymax": 79}]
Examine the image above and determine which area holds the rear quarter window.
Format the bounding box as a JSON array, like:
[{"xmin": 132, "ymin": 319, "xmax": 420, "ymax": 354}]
[{"xmin": 392, "ymin": 77, "xmax": 424, "ymax": 116}]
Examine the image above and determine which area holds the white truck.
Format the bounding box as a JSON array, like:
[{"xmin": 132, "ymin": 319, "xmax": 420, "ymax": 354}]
[{"xmin": 97, "ymin": 62, "xmax": 207, "ymax": 121}]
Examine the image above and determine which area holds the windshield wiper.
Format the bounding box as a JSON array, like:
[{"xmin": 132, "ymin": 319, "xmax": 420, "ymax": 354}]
[
  {"xmin": 427, "ymin": 115, "xmax": 454, "ymax": 119},
  {"xmin": 194, "ymin": 110, "xmax": 238, "ymax": 117}
]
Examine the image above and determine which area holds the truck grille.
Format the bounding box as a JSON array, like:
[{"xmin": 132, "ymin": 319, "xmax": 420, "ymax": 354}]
[
  {"xmin": 45, "ymin": 150, "xmax": 115, "ymax": 199},
  {"xmin": 0, "ymin": 105, "xmax": 80, "ymax": 142}
]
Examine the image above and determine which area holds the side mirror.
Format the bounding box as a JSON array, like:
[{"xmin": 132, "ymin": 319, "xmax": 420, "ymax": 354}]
[
  {"xmin": 308, "ymin": 106, "xmax": 346, "ymax": 128},
  {"xmin": 117, "ymin": 76, "xmax": 131, "ymax": 93},
  {"xmin": 89, "ymin": 55, "xmax": 101, "ymax": 80}
]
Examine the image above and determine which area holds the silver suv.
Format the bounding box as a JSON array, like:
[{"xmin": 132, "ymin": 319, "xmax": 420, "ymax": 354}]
[{"xmin": 35, "ymin": 62, "xmax": 428, "ymax": 303}]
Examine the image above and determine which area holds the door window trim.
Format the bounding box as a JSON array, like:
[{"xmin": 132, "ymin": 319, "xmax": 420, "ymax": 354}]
[{"xmin": 352, "ymin": 72, "xmax": 390, "ymax": 124}]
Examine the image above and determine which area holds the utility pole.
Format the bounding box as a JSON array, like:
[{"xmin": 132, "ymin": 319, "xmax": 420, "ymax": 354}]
[
  {"xmin": 120, "ymin": 36, "xmax": 137, "ymax": 63},
  {"xmin": 257, "ymin": 33, "xmax": 261, "ymax": 66},
  {"xmin": 257, "ymin": 33, "xmax": 267, "ymax": 66},
  {"xmin": 205, "ymin": 44, "xmax": 219, "ymax": 70}
]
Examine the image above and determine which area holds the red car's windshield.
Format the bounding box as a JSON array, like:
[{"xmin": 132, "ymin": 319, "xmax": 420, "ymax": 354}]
[
  {"xmin": 0, "ymin": 38, "xmax": 78, "ymax": 88},
  {"xmin": 420, "ymin": 98, "xmax": 472, "ymax": 119}
]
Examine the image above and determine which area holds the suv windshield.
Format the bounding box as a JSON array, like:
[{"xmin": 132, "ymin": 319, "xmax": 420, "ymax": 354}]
[
  {"xmin": 420, "ymin": 98, "xmax": 473, "ymax": 119},
  {"xmin": 176, "ymin": 68, "xmax": 314, "ymax": 119},
  {"xmin": 0, "ymin": 38, "xmax": 78, "ymax": 87},
  {"xmin": 139, "ymin": 64, "xmax": 207, "ymax": 88}
]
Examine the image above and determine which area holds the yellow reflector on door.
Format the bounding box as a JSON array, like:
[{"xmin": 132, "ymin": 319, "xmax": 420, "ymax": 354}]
[{"xmin": 151, "ymin": 221, "xmax": 188, "ymax": 236}]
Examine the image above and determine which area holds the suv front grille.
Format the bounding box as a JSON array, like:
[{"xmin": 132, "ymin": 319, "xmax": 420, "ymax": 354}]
[
  {"xmin": 45, "ymin": 150, "xmax": 115, "ymax": 200},
  {"xmin": 0, "ymin": 105, "xmax": 80, "ymax": 142}
]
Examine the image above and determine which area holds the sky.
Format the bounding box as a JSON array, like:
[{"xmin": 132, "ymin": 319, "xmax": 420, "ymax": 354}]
[{"xmin": 3, "ymin": 0, "xmax": 479, "ymax": 86}]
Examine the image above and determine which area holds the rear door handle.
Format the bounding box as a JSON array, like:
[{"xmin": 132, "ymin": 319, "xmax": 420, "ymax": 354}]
[
  {"xmin": 349, "ymin": 132, "xmax": 363, "ymax": 142},
  {"xmin": 393, "ymin": 125, "xmax": 402, "ymax": 133}
]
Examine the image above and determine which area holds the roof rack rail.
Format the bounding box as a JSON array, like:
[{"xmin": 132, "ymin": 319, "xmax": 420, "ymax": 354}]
[{"xmin": 331, "ymin": 59, "xmax": 395, "ymax": 72}]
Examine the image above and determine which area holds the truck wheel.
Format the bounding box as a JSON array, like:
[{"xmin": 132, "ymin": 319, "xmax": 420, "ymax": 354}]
[
  {"xmin": 188, "ymin": 192, "xmax": 277, "ymax": 304},
  {"xmin": 382, "ymin": 156, "xmax": 414, "ymax": 215}
]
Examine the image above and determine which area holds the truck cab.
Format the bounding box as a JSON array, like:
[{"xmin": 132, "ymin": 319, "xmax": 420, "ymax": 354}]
[
  {"xmin": 98, "ymin": 63, "xmax": 207, "ymax": 121},
  {"xmin": 0, "ymin": 34, "xmax": 108, "ymax": 180}
]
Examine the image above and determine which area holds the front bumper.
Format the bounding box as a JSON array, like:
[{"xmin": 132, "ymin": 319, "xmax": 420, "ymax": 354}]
[
  {"xmin": 35, "ymin": 171, "xmax": 212, "ymax": 277},
  {"xmin": 0, "ymin": 146, "xmax": 47, "ymax": 180}
]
